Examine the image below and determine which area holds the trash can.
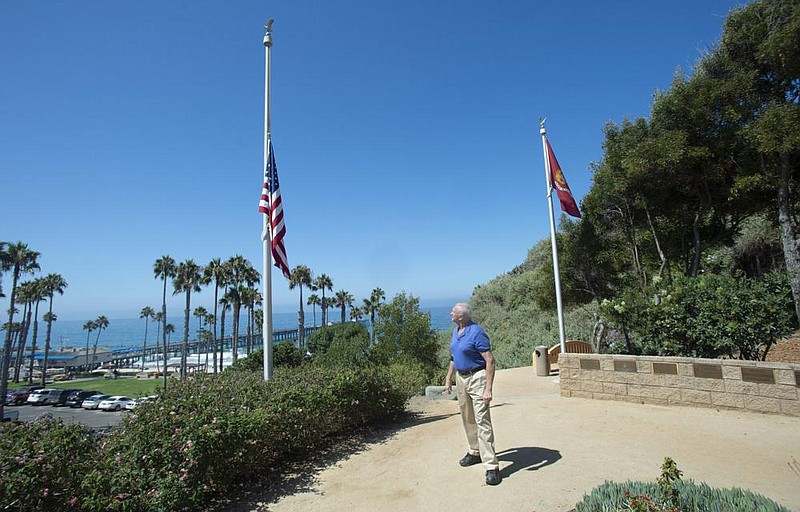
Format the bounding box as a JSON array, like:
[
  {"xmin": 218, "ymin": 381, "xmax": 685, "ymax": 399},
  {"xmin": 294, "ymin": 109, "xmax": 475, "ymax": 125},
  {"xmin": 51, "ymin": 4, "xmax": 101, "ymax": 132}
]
[{"xmin": 533, "ymin": 345, "xmax": 549, "ymax": 376}]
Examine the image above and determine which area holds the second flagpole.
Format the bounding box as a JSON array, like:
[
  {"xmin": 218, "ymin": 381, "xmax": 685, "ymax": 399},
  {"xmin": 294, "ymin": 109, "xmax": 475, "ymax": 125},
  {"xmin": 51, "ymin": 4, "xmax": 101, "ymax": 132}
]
[
  {"xmin": 539, "ymin": 120, "xmax": 567, "ymax": 354},
  {"xmin": 262, "ymin": 19, "xmax": 275, "ymax": 381}
]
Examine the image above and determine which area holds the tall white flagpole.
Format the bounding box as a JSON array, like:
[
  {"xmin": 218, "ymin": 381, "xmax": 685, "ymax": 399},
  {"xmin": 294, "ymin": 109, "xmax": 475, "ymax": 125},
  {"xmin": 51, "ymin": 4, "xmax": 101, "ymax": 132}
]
[
  {"xmin": 539, "ymin": 119, "xmax": 568, "ymax": 354},
  {"xmin": 262, "ymin": 19, "xmax": 275, "ymax": 381}
]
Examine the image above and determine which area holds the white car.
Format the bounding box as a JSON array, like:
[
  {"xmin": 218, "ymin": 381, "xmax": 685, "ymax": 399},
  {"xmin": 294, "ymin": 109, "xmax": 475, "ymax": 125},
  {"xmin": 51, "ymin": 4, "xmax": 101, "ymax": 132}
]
[
  {"xmin": 81, "ymin": 394, "xmax": 111, "ymax": 410},
  {"xmin": 26, "ymin": 389, "xmax": 55, "ymax": 405},
  {"xmin": 98, "ymin": 396, "xmax": 134, "ymax": 412},
  {"xmin": 125, "ymin": 395, "xmax": 158, "ymax": 410}
]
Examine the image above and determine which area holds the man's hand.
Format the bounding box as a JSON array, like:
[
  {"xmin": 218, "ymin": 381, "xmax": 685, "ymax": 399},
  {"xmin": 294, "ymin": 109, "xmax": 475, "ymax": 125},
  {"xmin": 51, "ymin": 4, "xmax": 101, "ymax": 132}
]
[{"xmin": 482, "ymin": 389, "xmax": 493, "ymax": 403}]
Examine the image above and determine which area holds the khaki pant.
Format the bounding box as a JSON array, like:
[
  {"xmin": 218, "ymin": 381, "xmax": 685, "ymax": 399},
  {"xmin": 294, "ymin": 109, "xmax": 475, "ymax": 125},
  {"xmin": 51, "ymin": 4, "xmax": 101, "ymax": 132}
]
[{"xmin": 456, "ymin": 369, "xmax": 498, "ymax": 470}]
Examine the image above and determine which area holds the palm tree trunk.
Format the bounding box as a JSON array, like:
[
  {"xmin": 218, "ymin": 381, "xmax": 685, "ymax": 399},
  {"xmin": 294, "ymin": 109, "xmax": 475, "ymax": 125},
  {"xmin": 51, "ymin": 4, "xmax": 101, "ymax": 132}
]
[
  {"xmin": 219, "ymin": 309, "xmax": 227, "ymax": 372},
  {"xmin": 298, "ymin": 288, "xmax": 305, "ymax": 349},
  {"xmin": 40, "ymin": 298, "xmax": 54, "ymax": 387},
  {"xmin": 212, "ymin": 284, "xmax": 219, "ymax": 374},
  {"xmin": 141, "ymin": 318, "xmax": 149, "ymax": 370},
  {"xmin": 232, "ymin": 304, "xmax": 240, "ymax": 362},
  {"xmin": 161, "ymin": 278, "xmax": 168, "ymax": 389},
  {"xmin": 1, "ymin": 271, "xmax": 21, "ymax": 420},
  {"xmin": 181, "ymin": 291, "xmax": 191, "ymax": 380},
  {"xmin": 28, "ymin": 304, "xmax": 40, "ymax": 384},
  {"xmin": 14, "ymin": 307, "xmax": 32, "ymax": 382}
]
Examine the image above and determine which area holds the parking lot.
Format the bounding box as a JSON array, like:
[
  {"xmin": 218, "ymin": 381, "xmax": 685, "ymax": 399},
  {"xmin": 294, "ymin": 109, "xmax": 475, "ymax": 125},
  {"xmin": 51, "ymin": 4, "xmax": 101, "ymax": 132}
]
[{"xmin": 5, "ymin": 404, "xmax": 126, "ymax": 430}]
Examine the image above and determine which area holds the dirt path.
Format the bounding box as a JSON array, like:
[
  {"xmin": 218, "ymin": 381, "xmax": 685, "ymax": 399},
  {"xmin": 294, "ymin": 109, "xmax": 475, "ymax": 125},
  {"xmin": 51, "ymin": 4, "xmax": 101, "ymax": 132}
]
[{"xmin": 219, "ymin": 367, "xmax": 800, "ymax": 512}]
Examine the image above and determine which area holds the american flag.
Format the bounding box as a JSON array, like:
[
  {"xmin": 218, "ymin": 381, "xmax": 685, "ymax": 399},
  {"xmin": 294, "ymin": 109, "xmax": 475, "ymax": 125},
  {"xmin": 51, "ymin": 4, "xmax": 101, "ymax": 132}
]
[{"xmin": 259, "ymin": 140, "xmax": 290, "ymax": 279}]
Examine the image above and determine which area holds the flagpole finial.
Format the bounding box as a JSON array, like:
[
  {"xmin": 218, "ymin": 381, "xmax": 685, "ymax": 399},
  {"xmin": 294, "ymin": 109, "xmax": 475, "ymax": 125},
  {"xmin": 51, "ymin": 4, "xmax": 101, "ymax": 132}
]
[
  {"xmin": 264, "ymin": 19, "xmax": 274, "ymax": 48},
  {"xmin": 539, "ymin": 117, "xmax": 547, "ymax": 135}
]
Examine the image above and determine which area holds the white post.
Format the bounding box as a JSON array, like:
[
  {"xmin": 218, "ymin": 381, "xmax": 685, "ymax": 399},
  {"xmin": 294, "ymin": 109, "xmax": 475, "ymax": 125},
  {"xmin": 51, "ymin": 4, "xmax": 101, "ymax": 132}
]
[
  {"xmin": 262, "ymin": 19, "xmax": 275, "ymax": 381},
  {"xmin": 539, "ymin": 120, "xmax": 567, "ymax": 354}
]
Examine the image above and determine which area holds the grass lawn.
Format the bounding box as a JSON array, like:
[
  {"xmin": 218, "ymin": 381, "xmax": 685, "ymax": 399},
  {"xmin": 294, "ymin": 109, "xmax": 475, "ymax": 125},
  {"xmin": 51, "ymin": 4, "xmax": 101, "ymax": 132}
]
[{"xmin": 46, "ymin": 377, "xmax": 163, "ymax": 397}]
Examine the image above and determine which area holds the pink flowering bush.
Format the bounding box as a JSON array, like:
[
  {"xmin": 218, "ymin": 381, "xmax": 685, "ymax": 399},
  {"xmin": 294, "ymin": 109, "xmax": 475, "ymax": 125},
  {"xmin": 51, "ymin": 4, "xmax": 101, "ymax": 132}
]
[
  {"xmin": 0, "ymin": 415, "xmax": 96, "ymax": 511},
  {"xmin": 76, "ymin": 363, "xmax": 407, "ymax": 511}
]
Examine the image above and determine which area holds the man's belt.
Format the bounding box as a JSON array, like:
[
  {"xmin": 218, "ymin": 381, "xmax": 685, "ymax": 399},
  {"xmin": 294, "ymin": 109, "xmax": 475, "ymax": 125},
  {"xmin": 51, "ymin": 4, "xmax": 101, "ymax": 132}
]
[{"xmin": 457, "ymin": 366, "xmax": 486, "ymax": 377}]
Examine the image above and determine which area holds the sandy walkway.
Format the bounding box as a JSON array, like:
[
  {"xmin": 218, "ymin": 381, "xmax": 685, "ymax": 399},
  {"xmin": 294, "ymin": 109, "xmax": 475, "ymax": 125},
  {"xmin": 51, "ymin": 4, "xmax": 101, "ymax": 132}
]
[{"xmin": 220, "ymin": 367, "xmax": 800, "ymax": 512}]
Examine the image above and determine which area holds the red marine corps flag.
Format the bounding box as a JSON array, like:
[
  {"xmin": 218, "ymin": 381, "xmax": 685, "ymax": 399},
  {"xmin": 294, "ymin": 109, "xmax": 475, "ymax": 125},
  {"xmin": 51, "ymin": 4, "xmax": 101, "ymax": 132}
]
[{"xmin": 544, "ymin": 137, "xmax": 581, "ymax": 218}]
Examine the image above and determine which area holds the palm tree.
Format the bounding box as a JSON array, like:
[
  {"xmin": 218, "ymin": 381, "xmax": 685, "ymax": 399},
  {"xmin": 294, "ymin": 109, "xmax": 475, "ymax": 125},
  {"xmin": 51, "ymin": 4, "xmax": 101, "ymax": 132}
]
[
  {"xmin": 82, "ymin": 320, "xmax": 95, "ymax": 371},
  {"xmin": 152, "ymin": 311, "xmax": 164, "ymax": 374},
  {"xmin": 140, "ymin": 306, "xmax": 155, "ymax": 370},
  {"xmin": 218, "ymin": 296, "xmax": 230, "ymax": 372},
  {"xmin": 193, "ymin": 305, "xmax": 208, "ymax": 364},
  {"xmin": 203, "ymin": 258, "xmax": 230, "ymax": 375},
  {"xmin": 226, "ymin": 256, "xmax": 254, "ymax": 362},
  {"xmin": 165, "ymin": 323, "xmax": 175, "ymax": 343},
  {"xmin": 307, "ymin": 293, "xmax": 321, "ymax": 327},
  {"xmin": 91, "ymin": 316, "xmax": 109, "ymax": 371},
  {"xmin": 154, "ymin": 255, "xmax": 176, "ymax": 389},
  {"xmin": 13, "ymin": 281, "xmax": 36, "ymax": 382},
  {"xmin": 40, "ymin": 273, "xmax": 67, "ymax": 387},
  {"xmin": 350, "ymin": 305, "xmax": 364, "ymax": 322},
  {"xmin": 242, "ymin": 266, "xmax": 260, "ymax": 356},
  {"xmin": 204, "ymin": 312, "xmax": 215, "ymax": 369},
  {"xmin": 25, "ymin": 278, "xmax": 47, "ymax": 383},
  {"xmin": 314, "ymin": 274, "xmax": 333, "ymax": 326},
  {"xmin": 1, "ymin": 242, "xmax": 40, "ymax": 419},
  {"xmin": 333, "ymin": 289, "xmax": 354, "ymax": 324},
  {"xmin": 289, "ymin": 265, "xmax": 313, "ymax": 348},
  {"xmin": 363, "ymin": 287, "xmax": 386, "ymax": 344},
  {"xmin": 173, "ymin": 259, "xmax": 203, "ymax": 379}
]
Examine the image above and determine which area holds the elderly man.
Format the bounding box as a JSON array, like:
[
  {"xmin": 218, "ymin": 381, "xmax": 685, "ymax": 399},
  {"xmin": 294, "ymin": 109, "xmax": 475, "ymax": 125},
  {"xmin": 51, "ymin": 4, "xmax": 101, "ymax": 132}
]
[{"xmin": 444, "ymin": 302, "xmax": 501, "ymax": 486}]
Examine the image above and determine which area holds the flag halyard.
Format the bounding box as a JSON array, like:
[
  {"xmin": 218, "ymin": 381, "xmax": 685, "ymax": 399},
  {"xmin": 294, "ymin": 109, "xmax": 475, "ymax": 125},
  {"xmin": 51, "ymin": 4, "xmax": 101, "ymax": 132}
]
[
  {"xmin": 259, "ymin": 139, "xmax": 291, "ymax": 279},
  {"xmin": 545, "ymin": 138, "xmax": 581, "ymax": 218}
]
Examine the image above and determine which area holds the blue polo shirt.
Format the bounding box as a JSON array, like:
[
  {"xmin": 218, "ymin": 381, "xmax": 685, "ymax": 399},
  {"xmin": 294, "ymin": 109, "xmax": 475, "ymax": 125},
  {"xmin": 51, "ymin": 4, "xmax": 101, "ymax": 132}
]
[{"xmin": 450, "ymin": 322, "xmax": 491, "ymax": 371}]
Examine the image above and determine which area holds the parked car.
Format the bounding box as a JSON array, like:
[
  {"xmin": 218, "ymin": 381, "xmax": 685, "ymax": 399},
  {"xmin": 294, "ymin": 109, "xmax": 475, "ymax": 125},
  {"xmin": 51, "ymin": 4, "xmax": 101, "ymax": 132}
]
[
  {"xmin": 125, "ymin": 395, "xmax": 158, "ymax": 410},
  {"xmin": 65, "ymin": 390, "xmax": 101, "ymax": 408},
  {"xmin": 44, "ymin": 388, "xmax": 80, "ymax": 406},
  {"xmin": 98, "ymin": 396, "xmax": 134, "ymax": 412},
  {"xmin": 82, "ymin": 394, "xmax": 111, "ymax": 410},
  {"xmin": 5, "ymin": 385, "xmax": 44, "ymax": 405},
  {"xmin": 27, "ymin": 389, "xmax": 56, "ymax": 405}
]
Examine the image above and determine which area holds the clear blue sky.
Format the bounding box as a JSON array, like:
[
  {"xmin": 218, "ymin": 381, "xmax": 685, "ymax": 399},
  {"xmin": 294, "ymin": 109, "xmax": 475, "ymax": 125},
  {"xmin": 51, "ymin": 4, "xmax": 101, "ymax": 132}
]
[{"xmin": 1, "ymin": 0, "xmax": 741, "ymax": 321}]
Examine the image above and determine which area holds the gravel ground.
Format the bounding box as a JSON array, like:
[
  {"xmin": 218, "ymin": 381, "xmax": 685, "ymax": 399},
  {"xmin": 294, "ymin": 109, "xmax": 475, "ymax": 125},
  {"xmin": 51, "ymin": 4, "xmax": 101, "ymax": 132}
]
[{"xmin": 766, "ymin": 331, "xmax": 800, "ymax": 364}]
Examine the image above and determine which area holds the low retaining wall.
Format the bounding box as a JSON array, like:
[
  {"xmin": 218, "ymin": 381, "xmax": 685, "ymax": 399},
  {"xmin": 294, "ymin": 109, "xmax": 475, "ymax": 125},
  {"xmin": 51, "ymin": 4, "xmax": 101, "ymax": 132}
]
[{"xmin": 558, "ymin": 353, "xmax": 800, "ymax": 417}]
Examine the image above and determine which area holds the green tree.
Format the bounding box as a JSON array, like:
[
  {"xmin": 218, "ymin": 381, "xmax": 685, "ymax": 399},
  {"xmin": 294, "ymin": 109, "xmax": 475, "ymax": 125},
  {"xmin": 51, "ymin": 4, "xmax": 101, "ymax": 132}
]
[
  {"xmin": 173, "ymin": 259, "xmax": 203, "ymax": 379},
  {"xmin": 362, "ymin": 287, "xmax": 385, "ymax": 344},
  {"xmin": 308, "ymin": 322, "xmax": 371, "ymax": 368},
  {"xmin": 289, "ymin": 265, "xmax": 313, "ymax": 348},
  {"xmin": 40, "ymin": 273, "xmax": 67, "ymax": 386},
  {"xmin": 12, "ymin": 280, "xmax": 37, "ymax": 382},
  {"xmin": 708, "ymin": 0, "xmax": 800, "ymax": 322},
  {"xmin": 204, "ymin": 257, "xmax": 231, "ymax": 374},
  {"xmin": 0, "ymin": 242, "xmax": 40, "ymax": 419},
  {"xmin": 82, "ymin": 319, "xmax": 95, "ymax": 371},
  {"xmin": 91, "ymin": 315, "xmax": 109, "ymax": 369},
  {"xmin": 19, "ymin": 278, "xmax": 47, "ymax": 384},
  {"xmin": 372, "ymin": 293, "xmax": 438, "ymax": 371},
  {"xmin": 154, "ymin": 255, "xmax": 176, "ymax": 389},
  {"xmin": 193, "ymin": 306, "xmax": 208, "ymax": 365},
  {"xmin": 307, "ymin": 293, "xmax": 321, "ymax": 327},
  {"xmin": 139, "ymin": 306, "xmax": 155, "ymax": 370},
  {"xmin": 313, "ymin": 273, "xmax": 333, "ymax": 325},
  {"xmin": 332, "ymin": 289, "xmax": 354, "ymax": 324}
]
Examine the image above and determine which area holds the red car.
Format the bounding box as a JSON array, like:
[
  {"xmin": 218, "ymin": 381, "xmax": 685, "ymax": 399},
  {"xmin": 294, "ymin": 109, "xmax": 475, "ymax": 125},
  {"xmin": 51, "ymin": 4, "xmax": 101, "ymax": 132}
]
[{"xmin": 5, "ymin": 386, "xmax": 44, "ymax": 406}]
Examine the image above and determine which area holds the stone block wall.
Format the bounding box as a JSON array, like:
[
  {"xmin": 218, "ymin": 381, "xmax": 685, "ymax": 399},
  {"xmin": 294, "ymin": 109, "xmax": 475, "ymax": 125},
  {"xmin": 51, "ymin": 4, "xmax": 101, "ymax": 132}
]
[{"xmin": 558, "ymin": 353, "xmax": 800, "ymax": 417}]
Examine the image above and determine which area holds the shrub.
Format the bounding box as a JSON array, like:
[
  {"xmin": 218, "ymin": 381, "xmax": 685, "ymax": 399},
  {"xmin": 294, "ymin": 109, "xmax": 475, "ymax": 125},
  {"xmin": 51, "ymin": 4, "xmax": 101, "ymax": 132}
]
[
  {"xmin": 599, "ymin": 272, "xmax": 795, "ymax": 359},
  {"xmin": 575, "ymin": 457, "xmax": 790, "ymax": 512},
  {"xmin": 0, "ymin": 416, "xmax": 97, "ymax": 511},
  {"xmin": 311, "ymin": 323, "xmax": 372, "ymax": 369},
  {"xmin": 372, "ymin": 293, "xmax": 438, "ymax": 372},
  {"xmin": 307, "ymin": 322, "xmax": 370, "ymax": 359},
  {"xmin": 386, "ymin": 356, "xmax": 429, "ymax": 398},
  {"xmin": 76, "ymin": 364, "xmax": 408, "ymax": 511}
]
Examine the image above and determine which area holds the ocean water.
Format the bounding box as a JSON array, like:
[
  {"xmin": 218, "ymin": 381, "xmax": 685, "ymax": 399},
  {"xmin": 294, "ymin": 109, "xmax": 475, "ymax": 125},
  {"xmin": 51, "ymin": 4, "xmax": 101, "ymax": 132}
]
[{"xmin": 43, "ymin": 305, "xmax": 454, "ymax": 351}]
